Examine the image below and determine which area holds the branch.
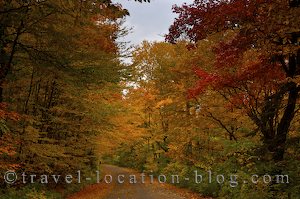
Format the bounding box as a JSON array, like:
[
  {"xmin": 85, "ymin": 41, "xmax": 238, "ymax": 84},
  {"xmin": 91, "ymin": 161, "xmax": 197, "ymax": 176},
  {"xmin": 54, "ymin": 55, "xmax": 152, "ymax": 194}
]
[
  {"xmin": 277, "ymin": 55, "xmax": 289, "ymax": 74},
  {"xmin": 206, "ymin": 111, "xmax": 237, "ymax": 141}
]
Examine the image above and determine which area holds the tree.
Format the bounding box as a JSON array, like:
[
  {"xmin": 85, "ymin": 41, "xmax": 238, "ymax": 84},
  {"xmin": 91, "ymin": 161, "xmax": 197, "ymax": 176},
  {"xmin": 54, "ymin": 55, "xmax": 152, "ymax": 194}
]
[
  {"xmin": 0, "ymin": 0, "xmax": 128, "ymax": 192},
  {"xmin": 0, "ymin": 0, "xmax": 127, "ymax": 101},
  {"xmin": 167, "ymin": 0, "xmax": 300, "ymax": 162}
]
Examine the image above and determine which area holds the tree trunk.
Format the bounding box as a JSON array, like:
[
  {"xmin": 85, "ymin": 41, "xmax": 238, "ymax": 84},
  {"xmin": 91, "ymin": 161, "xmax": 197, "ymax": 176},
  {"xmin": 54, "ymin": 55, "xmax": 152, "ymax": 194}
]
[{"xmin": 271, "ymin": 82, "xmax": 299, "ymax": 161}]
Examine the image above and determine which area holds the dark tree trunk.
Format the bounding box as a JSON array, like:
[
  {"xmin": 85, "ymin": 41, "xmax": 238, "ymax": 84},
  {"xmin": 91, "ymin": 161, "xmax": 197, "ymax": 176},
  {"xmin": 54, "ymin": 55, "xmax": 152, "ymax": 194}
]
[
  {"xmin": 0, "ymin": 86, "xmax": 3, "ymax": 103},
  {"xmin": 264, "ymin": 52, "xmax": 299, "ymax": 161},
  {"xmin": 271, "ymin": 83, "xmax": 299, "ymax": 161}
]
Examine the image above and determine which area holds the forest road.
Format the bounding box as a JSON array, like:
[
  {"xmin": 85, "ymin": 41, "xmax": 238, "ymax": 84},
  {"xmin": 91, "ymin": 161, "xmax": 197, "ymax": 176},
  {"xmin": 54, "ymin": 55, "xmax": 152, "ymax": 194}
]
[{"xmin": 68, "ymin": 164, "xmax": 210, "ymax": 199}]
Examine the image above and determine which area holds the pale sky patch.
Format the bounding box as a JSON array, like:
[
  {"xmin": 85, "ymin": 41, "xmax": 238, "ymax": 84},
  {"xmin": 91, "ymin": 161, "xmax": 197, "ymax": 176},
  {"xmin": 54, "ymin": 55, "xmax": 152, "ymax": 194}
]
[{"xmin": 113, "ymin": 0, "xmax": 194, "ymax": 46}]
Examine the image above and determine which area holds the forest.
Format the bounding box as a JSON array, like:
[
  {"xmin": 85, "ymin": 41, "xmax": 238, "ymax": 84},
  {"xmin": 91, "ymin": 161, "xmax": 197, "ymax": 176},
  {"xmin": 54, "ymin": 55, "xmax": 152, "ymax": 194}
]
[{"xmin": 0, "ymin": 0, "xmax": 299, "ymax": 199}]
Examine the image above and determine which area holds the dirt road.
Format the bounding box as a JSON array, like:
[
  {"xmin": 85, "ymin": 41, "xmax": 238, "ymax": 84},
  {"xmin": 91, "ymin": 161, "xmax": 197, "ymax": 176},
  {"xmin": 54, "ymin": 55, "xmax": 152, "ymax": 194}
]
[{"xmin": 68, "ymin": 164, "xmax": 210, "ymax": 199}]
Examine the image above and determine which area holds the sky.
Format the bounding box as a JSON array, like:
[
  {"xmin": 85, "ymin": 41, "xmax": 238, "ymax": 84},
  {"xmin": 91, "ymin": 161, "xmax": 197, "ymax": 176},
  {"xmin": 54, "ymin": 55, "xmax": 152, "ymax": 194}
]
[{"xmin": 112, "ymin": 0, "xmax": 194, "ymax": 46}]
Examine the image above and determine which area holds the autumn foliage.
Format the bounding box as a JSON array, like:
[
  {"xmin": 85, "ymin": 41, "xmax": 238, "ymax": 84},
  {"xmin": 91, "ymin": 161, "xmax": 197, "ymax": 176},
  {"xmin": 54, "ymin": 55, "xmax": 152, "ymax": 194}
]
[
  {"xmin": 0, "ymin": 0, "xmax": 128, "ymax": 197},
  {"xmin": 167, "ymin": 0, "xmax": 300, "ymax": 162},
  {"xmin": 1, "ymin": 0, "xmax": 299, "ymax": 198},
  {"xmin": 106, "ymin": 1, "xmax": 300, "ymax": 199}
]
